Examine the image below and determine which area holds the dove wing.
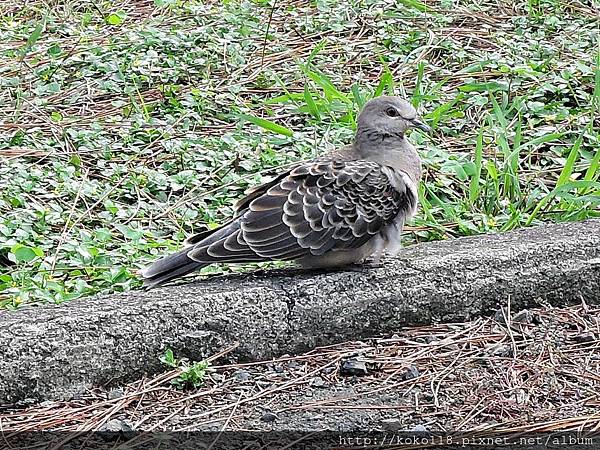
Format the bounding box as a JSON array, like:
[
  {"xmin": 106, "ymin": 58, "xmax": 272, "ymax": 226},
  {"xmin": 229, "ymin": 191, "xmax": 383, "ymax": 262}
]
[{"xmin": 186, "ymin": 159, "xmax": 416, "ymax": 263}]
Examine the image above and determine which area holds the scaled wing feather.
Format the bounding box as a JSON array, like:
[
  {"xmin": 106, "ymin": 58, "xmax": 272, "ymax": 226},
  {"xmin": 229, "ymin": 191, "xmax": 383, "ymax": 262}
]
[{"xmin": 187, "ymin": 159, "xmax": 416, "ymax": 263}]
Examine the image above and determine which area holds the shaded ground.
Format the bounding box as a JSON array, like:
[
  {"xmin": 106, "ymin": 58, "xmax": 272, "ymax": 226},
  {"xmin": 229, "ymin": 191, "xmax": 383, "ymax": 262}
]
[{"xmin": 2, "ymin": 303, "xmax": 599, "ymax": 437}]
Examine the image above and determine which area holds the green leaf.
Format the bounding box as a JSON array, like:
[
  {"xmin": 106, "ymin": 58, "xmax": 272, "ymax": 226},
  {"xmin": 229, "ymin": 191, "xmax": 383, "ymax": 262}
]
[
  {"xmin": 453, "ymin": 164, "xmax": 468, "ymax": 181},
  {"xmin": 94, "ymin": 228, "xmax": 113, "ymax": 242},
  {"xmin": 458, "ymin": 61, "xmax": 493, "ymax": 74},
  {"xmin": 106, "ymin": 12, "xmax": 125, "ymax": 26},
  {"xmin": 429, "ymin": 94, "xmax": 464, "ymax": 127},
  {"xmin": 374, "ymin": 71, "xmax": 394, "ymax": 98},
  {"xmin": 526, "ymin": 181, "xmax": 600, "ymax": 226},
  {"xmin": 486, "ymin": 161, "xmax": 499, "ymax": 180},
  {"xmin": 114, "ymin": 224, "xmax": 144, "ymax": 240},
  {"xmin": 160, "ymin": 348, "xmax": 178, "ymax": 367},
  {"xmin": 520, "ymin": 132, "xmax": 563, "ymax": 150},
  {"xmin": 469, "ymin": 128, "xmax": 484, "ymax": 204},
  {"xmin": 81, "ymin": 12, "xmax": 92, "ymax": 27},
  {"xmin": 397, "ymin": 0, "xmax": 429, "ymax": 12},
  {"xmin": 45, "ymin": 82, "xmax": 61, "ymax": 93},
  {"xmin": 306, "ymin": 40, "xmax": 326, "ymax": 66},
  {"xmin": 10, "ymin": 244, "xmax": 43, "ymax": 263},
  {"xmin": 237, "ymin": 114, "xmax": 294, "ymax": 137},
  {"xmin": 111, "ymin": 267, "xmax": 129, "ymax": 283},
  {"xmin": 47, "ymin": 44, "xmax": 62, "ymax": 57},
  {"xmin": 299, "ymin": 65, "xmax": 350, "ymax": 103},
  {"xmin": 556, "ymin": 134, "xmax": 583, "ymax": 188},
  {"xmin": 459, "ymin": 82, "xmax": 509, "ymax": 93},
  {"xmin": 104, "ymin": 199, "xmax": 118, "ymax": 214},
  {"xmin": 69, "ymin": 154, "xmax": 81, "ymax": 167},
  {"xmin": 20, "ymin": 19, "xmax": 45, "ymax": 57},
  {"xmin": 264, "ymin": 93, "xmax": 305, "ymax": 104},
  {"xmin": 303, "ymin": 85, "xmax": 321, "ymax": 120},
  {"xmin": 583, "ymin": 147, "xmax": 600, "ymax": 183},
  {"xmin": 351, "ymin": 84, "xmax": 365, "ymax": 110}
]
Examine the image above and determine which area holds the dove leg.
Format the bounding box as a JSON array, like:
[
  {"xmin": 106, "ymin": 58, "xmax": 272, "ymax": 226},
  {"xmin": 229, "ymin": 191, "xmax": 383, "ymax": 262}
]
[{"xmin": 339, "ymin": 262, "xmax": 385, "ymax": 273}]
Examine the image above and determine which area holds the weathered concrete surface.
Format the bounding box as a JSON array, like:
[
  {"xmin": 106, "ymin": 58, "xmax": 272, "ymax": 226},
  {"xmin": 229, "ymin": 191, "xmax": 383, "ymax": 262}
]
[{"xmin": 1, "ymin": 220, "xmax": 599, "ymax": 404}]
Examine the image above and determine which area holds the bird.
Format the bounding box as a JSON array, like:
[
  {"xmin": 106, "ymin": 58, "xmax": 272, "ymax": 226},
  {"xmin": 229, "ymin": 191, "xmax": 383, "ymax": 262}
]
[{"xmin": 140, "ymin": 96, "xmax": 430, "ymax": 287}]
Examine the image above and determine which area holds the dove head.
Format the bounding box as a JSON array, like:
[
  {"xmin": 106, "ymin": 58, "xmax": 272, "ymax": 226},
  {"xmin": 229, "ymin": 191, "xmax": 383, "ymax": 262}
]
[
  {"xmin": 354, "ymin": 96, "xmax": 428, "ymax": 182},
  {"xmin": 356, "ymin": 96, "xmax": 430, "ymax": 137}
]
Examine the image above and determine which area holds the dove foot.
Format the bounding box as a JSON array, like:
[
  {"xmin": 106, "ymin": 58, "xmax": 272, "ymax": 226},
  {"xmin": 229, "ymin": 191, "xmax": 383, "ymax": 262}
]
[{"xmin": 342, "ymin": 262, "xmax": 384, "ymax": 272}]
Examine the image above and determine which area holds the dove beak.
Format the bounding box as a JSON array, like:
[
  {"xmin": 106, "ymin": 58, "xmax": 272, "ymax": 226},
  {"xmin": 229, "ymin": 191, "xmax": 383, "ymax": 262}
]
[{"xmin": 411, "ymin": 118, "xmax": 431, "ymax": 133}]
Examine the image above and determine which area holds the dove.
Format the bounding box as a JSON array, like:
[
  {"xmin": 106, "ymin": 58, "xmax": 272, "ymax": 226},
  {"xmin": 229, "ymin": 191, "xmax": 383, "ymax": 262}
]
[{"xmin": 140, "ymin": 96, "xmax": 430, "ymax": 286}]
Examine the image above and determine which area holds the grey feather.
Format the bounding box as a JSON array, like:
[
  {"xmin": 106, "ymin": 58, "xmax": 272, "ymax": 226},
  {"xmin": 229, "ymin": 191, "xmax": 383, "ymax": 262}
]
[{"xmin": 139, "ymin": 96, "xmax": 428, "ymax": 286}]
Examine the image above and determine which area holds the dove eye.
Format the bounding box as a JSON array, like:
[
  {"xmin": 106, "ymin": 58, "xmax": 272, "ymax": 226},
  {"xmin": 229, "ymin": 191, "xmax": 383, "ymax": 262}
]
[{"xmin": 385, "ymin": 107, "xmax": 400, "ymax": 118}]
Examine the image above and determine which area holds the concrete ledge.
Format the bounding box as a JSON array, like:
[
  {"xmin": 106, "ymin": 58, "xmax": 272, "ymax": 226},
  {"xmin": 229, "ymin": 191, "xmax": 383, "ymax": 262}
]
[{"xmin": 1, "ymin": 220, "xmax": 599, "ymax": 404}]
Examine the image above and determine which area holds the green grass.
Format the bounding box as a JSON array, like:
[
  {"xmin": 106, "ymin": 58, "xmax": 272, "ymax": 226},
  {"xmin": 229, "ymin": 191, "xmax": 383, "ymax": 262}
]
[
  {"xmin": 0, "ymin": 0, "xmax": 598, "ymax": 307},
  {"xmin": 160, "ymin": 348, "xmax": 210, "ymax": 389}
]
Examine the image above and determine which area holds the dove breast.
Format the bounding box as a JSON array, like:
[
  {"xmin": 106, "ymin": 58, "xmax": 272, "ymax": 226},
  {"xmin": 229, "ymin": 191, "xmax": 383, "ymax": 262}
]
[{"xmin": 377, "ymin": 166, "xmax": 419, "ymax": 256}]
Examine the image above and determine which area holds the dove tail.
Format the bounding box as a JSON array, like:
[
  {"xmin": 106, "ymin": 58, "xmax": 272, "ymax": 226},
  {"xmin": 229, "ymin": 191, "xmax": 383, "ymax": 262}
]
[
  {"xmin": 139, "ymin": 248, "xmax": 207, "ymax": 287},
  {"xmin": 139, "ymin": 220, "xmax": 249, "ymax": 287}
]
